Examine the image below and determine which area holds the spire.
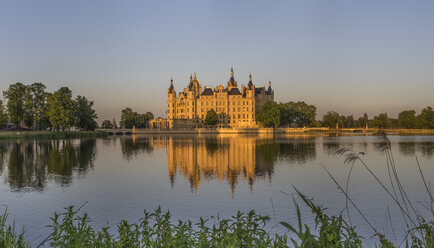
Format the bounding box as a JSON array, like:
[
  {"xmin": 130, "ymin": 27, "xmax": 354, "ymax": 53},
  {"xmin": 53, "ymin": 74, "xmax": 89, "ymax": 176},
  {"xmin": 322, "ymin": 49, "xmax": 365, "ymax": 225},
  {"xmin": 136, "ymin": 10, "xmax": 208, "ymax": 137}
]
[
  {"xmin": 267, "ymin": 81, "xmax": 272, "ymax": 94},
  {"xmin": 190, "ymin": 74, "xmax": 193, "ymax": 82},
  {"xmin": 194, "ymin": 72, "xmax": 197, "ymax": 80},
  {"xmin": 230, "ymin": 66, "xmax": 234, "ymax": 78},
  {"xmin": 169, "ymin": 77, "xmax": 174, "ymax": 92},
  {"xmin": 248, "ymin": 73, "xmax": 253, "ymax": 88}
]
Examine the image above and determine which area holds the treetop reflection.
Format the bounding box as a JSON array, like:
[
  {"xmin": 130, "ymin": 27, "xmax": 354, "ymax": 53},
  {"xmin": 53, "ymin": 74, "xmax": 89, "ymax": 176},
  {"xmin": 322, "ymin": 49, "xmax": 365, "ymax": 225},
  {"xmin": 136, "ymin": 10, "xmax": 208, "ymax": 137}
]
[{"xmin": 0, "ymin": 139, "xmax": 96, "ymax": 191}]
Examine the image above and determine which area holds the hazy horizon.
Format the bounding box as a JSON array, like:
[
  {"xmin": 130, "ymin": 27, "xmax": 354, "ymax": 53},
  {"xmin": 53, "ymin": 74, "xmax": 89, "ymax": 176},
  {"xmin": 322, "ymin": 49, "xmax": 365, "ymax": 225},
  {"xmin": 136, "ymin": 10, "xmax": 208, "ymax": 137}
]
[{"xmin": 1, "ymin": 0, "xmax": 433, "ymax": 122}]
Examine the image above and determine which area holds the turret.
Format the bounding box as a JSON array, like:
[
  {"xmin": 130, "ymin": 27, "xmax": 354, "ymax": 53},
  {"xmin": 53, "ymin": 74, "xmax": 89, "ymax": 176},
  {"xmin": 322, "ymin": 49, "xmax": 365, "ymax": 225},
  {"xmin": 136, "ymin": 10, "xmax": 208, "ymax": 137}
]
[
  {"xmin": 227, "ymin": 66, "xmax": 238, "ymax": 89},
  {"xmin": 167, "ymin": 77, "xmax": 176, "ymax": 120},
  {"xmin": 247, "ymin": 73, "xmax": 253, "ymax": 89},
  {"xmin": 168, "ymin": 77, "xmax": 175, "ymax": 94}
]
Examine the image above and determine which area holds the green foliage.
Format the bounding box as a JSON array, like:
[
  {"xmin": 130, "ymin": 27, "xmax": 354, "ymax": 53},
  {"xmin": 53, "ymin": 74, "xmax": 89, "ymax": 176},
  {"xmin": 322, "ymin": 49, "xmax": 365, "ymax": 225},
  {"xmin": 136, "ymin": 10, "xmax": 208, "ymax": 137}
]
[
  {"xmin": 322, "ymin": 111, "xmax": 341, "ymax": 128},
  {"xmin": 416, "ymin": 106, "xmax": 434, "ymax": 129},
  {"xmin": 120, "ymin": 108, "xmax": 154, "ymax": 128},
  {"xmin": 205, "ymin": 109, "xmax": 219, "ymax": 126},
  {"xmin": 0, "ymin": 209, "xmax": 30, "ymax": 248},
  {"xmin": 3, "ymin": 82, "xmax": 26, "ymax": 128},
  {"xmin": 256, "ymin": 101, "xmax": 281, "ymax": 127},
  {"xmin": 74, "ymin": 96, "xmax": 98, "ymax": 131},
  {"xmin": 371, "ymin": 113, "xmax": 389, "ymax": 128},
  {"xmin": 398, "ymin": 110, "xmax": 416, "ymax": 129},
  {"xmin": 47, "ymin": 87, "xmax": 76, "ymax": 131},
  {"xmin": 112, "ymin": 118, "xmax": 117, "ymax": 129},
  {"xmin": 279, "ymin": 102, "xmax": 316, "ymax": 127},
  {"xmin": 46, "ymin": 206, "xmax": 288, "ymax": 248},
  {"xmin": 0, "ymin": 100, "xmax": 7, "ymax": 127},
  {"xmin": 101, "ymin": 120, "xmax": 114, "ymax": 129},
  {"xmin": 281, "ymin": 188, "xmax": 363, "ymax": 248}
]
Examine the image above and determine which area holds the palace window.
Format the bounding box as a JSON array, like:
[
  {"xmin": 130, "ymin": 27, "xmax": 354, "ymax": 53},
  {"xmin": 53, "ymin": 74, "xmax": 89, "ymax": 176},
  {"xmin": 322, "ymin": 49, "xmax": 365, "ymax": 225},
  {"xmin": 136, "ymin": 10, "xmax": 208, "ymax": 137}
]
[
  {"xmin": 243, "ymin": 114, "xmax": 245, "ymax": 118},
  {"xmin": 238, "ymin": 114, "xmax": 241, "ymax": 118},
  {"xmin": 238, "ymin": 107, "xmax": 240, "ymax": 111},
  {"xmin": 233, "ymin": 108, "xmax": 235, "ymax": 112}
]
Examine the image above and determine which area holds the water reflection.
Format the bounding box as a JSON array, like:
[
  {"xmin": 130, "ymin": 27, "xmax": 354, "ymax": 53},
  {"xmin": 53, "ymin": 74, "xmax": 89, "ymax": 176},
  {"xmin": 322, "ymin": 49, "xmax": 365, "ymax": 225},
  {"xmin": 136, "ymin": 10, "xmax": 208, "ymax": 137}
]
[
  {"xmin": 0, "ymin": 139, "xmax": 96, "ymax": 191},
  {"xmin": 398, "ymin": 142, "xmax": 434, "ymax": 158},
  {"xmin": 120, "ymin": 135, "xmax": 317, "ymax": 193}
]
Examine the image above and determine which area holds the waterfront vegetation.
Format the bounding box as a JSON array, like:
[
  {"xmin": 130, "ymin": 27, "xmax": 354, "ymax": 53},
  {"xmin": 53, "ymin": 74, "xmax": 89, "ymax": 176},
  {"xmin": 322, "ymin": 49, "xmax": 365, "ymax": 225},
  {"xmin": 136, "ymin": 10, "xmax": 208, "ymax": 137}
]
[
  {"xmin": 0, "ymin": 130, "xmax": 108, "ymax": 140},
  {"xmin": 256, "ymin": 100, "xmax": 433, "ymax": 130},
  {"xmin": 0, "ymin": 135, "xmax": 432, "ymax": 247},
  {"xmin": 1, "ymin": 83, "xmax": 98, "ymax": 131}
]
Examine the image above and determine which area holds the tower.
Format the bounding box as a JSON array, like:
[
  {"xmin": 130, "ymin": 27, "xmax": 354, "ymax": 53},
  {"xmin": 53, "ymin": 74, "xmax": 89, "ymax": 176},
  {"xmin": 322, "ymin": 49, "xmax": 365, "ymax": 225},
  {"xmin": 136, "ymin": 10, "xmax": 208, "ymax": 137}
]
[
  {"xmin": 227, "ymin": 66, "xmax": 238, "ymax": 89},
  {"xmin": 167, "ymin": 77, "xmax": 176, "ymax": 120}
]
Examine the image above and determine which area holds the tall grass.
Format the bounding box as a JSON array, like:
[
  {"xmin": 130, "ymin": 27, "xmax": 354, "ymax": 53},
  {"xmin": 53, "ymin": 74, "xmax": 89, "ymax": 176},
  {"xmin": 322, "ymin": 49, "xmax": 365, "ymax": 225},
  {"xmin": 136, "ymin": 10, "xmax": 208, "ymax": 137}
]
[{"xmin": 0, "ymin": 209, "xmax": 30, "ymax": 248}]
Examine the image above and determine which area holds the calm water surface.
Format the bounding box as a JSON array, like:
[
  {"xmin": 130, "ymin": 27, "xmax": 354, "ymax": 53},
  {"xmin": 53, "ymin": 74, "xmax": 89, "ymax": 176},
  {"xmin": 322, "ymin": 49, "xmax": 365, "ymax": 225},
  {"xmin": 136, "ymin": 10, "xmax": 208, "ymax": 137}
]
[{"xmin": 0, "ymin": 134, "xmax": 433, "ymax": 246}]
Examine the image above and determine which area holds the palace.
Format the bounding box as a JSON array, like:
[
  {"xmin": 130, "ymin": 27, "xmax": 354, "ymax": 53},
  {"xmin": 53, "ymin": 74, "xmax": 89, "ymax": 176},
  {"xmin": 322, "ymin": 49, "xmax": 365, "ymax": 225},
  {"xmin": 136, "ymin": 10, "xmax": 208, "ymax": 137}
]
[{"xmin": 154, "ymin": 67, "xmax": 274, "ymax": 129}]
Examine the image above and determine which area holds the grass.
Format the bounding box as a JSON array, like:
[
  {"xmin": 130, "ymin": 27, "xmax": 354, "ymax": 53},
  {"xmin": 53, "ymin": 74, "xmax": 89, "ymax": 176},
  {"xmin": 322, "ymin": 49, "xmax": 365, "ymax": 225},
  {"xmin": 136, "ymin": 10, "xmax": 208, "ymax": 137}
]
[{"xmin": 0, "ymin": 130, "xmax": 108, "ymax": 140}]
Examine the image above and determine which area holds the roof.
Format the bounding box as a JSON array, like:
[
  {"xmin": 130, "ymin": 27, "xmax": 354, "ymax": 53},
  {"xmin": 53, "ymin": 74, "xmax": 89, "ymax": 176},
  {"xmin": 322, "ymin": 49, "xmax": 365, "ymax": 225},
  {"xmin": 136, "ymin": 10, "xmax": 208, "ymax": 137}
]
[
  {"xmin": 228, "ymin": 87, "xmax": 242, "ymax": 95},
  {"xmin": 201, "ymin": 88, "xmax": 214, "ymax": 96},
  {"xmin": 254, "ymin": 87, "xmax": 265, "ymax": 95}
]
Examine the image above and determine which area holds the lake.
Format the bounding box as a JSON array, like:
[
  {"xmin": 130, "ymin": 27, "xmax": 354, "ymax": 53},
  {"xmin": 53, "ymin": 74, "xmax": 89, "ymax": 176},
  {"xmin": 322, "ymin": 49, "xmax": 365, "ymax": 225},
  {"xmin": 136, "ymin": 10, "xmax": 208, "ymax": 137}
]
[{"xmin": 0, "ymin": 134, "xmax": 433, "ymax": 246}]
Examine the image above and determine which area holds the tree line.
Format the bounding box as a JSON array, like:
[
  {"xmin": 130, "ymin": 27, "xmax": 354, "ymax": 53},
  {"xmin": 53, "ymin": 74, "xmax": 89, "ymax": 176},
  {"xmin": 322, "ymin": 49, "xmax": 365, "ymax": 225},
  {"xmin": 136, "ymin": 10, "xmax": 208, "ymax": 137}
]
[
  {"xmin": 100, "ymin": 108, "xmax": 154, "ymax": 129},
  {"xmin": 256, "ymin": 101, "xmax": 434, "ymax": 129},
  {"xmin": 256, "ymin": 101, "xmax": 318, "ymax": 128},
  {"xmin": 0, "ymin": 83, "xmax": 98, "ymax": 131}
]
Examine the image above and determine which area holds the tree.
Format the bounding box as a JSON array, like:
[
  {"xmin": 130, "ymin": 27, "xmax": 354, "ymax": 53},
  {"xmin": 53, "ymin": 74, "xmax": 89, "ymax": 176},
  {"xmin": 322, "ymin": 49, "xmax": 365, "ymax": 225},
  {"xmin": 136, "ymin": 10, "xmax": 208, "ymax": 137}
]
[
  {"xmin": 0, "ymin": 99, "xmax": 7, "ymax": 127},
  {"xmin": 22, "ymin": 83, "xmax": 48, "ymax": 130},
  {"xmin": 101, "ymin": 120, "xmax": 113, "ymax": 129},
  {"xmin": 357, "ymin": 113, "xmax": 369, "ymax": 128},
  {"xmin": 341, "ymin": 115, "xmax": 355, "ymax": 128},
  {"xmin": 371, "ymin": 113, "xmax": 389, "ymax": 128},
  {"xmin": 278, "ymin": 101, "xmax": 317, "ymax": 127},
  {"xmin": 120, "ymin": 108, "xmax": 154, "ymax": 128},
  {"xmin": 205, "ymin": 109, "xmax": 219, "ymax": 126},
  {"xmin": 416, "ymin": 106, "xmax": 434, "ymax": 129},
  {"xmin": 322, "ymin": 111, "xmax": 341, "ymax": 128},
  {"xmin": 75, "ymin": 95, "xmax": 98, "ymax": 130},
  {"xmin": 398, "ymin": 110, "xmax": 416, "ymax": 129},
  {"xmin": 3, "ymin": 83, "xmax": 26, "ymax": 128},
  {"xmin": 47, "ymin": 87, "xmax": 75, "ymax": 130},
  {"xmin": 112, "ymin": 119, "xmax": 117, "ymax": 129},
  {"xmin": 120, "ymin": 108, "xmax": 135, "ymax": 128},
  {"xmin": 256, "ymin": 101, "xmax": 280, "ymax": 127}
]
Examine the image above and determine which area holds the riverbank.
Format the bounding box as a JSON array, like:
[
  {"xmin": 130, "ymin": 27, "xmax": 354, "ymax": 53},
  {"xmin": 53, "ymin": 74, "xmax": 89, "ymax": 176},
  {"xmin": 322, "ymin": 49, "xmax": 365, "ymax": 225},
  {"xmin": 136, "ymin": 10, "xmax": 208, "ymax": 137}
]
[
  {"xmin": 99, "ymin": 127, "xmax": 434, "ymax": 135},
  {"xmin": 0, "ymin": 130, "xmax": 109, "ymax": 140}
]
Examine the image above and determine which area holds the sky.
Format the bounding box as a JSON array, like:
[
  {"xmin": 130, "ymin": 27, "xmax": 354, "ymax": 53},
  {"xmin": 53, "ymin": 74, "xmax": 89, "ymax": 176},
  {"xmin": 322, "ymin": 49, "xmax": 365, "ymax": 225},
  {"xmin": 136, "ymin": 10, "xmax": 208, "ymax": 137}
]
[{"xmin": 1, "ymin": 0, "xmax": 433, "ymax": 122}]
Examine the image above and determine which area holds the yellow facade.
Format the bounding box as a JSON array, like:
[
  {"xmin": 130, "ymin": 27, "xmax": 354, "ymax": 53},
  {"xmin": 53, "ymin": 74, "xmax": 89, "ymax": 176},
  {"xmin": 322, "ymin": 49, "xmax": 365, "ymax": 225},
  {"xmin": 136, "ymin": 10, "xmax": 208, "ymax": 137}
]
[{"xmin": 167, "ymin": 68, "xmax": 274, "ymax": 128}]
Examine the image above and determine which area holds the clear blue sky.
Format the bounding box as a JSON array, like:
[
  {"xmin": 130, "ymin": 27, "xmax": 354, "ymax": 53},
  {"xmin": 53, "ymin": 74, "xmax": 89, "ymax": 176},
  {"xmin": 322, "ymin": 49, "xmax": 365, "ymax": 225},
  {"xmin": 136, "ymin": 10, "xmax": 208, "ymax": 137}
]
[{"xmin": 1, "ymin": 0, "xmax": 433, "ymax": 121}]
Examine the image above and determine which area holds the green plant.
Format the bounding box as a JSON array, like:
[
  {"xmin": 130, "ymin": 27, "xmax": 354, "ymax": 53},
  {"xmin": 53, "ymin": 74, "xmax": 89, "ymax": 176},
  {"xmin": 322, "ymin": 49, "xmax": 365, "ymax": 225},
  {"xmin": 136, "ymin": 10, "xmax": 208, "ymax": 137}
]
[{"xmin": 0, "ymin": 209, "xmax": 30, "ymax": 248}]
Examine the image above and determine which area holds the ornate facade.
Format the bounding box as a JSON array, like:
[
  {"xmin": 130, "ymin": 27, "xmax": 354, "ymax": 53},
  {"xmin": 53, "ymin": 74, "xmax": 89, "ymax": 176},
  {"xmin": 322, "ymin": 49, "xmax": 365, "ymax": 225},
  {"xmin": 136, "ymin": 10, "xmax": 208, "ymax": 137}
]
[{"xmin": 166, "ymin": 67, "xmax": 274, "ymax": 128}]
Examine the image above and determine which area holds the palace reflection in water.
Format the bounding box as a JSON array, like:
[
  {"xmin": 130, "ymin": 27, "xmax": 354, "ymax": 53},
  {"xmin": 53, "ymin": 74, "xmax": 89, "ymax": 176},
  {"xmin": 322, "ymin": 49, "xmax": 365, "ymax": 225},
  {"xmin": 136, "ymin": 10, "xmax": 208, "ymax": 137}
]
[
  {"xmin": 122, "ymin": 135, "xmax": 317, "ymax": 193},
  {"xmin": 0, "ymin": 135, "xmax": 433, "ymax": 192}
]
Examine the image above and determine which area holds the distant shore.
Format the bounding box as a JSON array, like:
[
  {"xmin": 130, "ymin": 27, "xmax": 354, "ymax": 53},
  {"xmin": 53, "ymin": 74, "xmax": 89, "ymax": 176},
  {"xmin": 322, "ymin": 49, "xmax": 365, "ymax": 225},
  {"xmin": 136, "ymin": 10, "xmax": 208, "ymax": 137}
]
[
  {"xmin": 99, "ymin": 127, "xmax": 434, "ymax": 135},
  {"xmin": 0, "ymin": 130, "xmax": 109, "ymax": 140}
]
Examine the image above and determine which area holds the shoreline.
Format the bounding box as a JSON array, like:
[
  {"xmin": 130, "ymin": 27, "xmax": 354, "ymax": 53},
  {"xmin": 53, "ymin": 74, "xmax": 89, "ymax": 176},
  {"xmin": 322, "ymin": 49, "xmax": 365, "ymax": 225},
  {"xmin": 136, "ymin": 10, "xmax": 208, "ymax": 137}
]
[
  {"xmin": 0, "ymin": 130, "xmax": 109, "ymax": 140},
  {"xmin": 99, "ymin": 127, "xmax": 434, "ymax": 136}
]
